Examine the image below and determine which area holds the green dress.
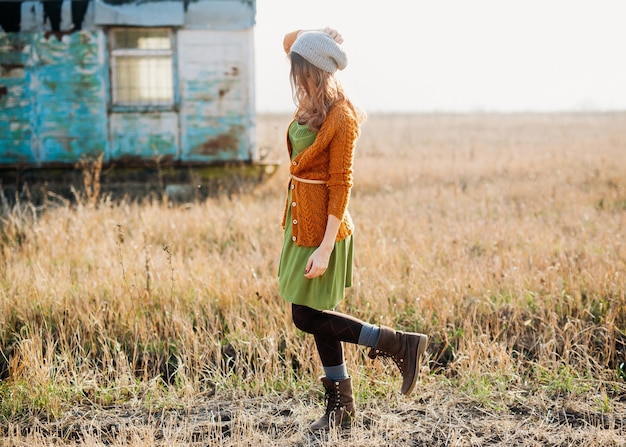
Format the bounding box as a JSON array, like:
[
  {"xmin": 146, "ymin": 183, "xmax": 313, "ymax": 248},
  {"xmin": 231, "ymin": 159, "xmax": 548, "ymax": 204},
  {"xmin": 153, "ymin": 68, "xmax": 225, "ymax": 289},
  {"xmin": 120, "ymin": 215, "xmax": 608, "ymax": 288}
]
[{"xmin": 278, "ymin": 120, "xmax": 354, "ymax": 311}]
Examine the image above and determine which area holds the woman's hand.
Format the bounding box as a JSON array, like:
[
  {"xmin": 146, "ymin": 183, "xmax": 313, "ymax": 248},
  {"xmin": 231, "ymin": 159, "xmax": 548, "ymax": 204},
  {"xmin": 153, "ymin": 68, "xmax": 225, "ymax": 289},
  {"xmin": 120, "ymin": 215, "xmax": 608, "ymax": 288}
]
[
  {"xmin": 297, "ymin": 27, "xmax": 343, "ymax": 45},
  {"xmin": 321, "ymin": 27, "xmax": 343, "ymax": 44},
  {"xmin": 304, "ymin": 245, "xmax": 333, "ymax": 279},
  {"xmin": 304, "ymin": 214, "xmax": 341, "ymax": 279}
]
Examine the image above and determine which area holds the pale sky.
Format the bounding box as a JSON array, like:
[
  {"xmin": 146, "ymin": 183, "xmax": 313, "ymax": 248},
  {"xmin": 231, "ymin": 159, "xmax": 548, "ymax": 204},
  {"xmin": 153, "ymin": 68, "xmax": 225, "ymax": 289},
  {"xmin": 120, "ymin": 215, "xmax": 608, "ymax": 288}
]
[{"xmin": 254, "ymin": 0, "xmax": 626, "ymax": 113}]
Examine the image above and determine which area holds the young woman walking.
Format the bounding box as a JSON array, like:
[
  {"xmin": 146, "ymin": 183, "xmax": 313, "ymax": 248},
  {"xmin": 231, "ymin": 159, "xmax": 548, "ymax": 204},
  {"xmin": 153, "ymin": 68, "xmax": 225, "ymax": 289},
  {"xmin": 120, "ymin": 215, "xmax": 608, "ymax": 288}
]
[{"xmin": 277, "ymin": 27, "xmax": 429, "ymax": 431}]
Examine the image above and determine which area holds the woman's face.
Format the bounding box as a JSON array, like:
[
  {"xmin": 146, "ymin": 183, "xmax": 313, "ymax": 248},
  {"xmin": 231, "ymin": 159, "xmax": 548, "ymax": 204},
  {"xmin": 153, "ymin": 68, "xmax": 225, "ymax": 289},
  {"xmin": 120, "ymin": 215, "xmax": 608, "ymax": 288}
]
[
  {"xmin": 291, "ymin": 53, "xmax": 319, "ymax": 98},
  {"xmin": 304, "ymin": 76, "xmax": 316, "ymax": 96},
  {"xmin": 296, "ymin": 68, "xmax": 315, "ymax": 97}
]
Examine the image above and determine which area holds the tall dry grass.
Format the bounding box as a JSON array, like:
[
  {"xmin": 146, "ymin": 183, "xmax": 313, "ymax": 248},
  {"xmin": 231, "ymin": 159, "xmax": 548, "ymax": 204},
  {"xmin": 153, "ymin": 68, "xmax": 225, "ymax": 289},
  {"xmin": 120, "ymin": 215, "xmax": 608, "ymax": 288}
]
[{"xmin": 1, "ymin": 112, "xmax": 625, "ymax": 445}]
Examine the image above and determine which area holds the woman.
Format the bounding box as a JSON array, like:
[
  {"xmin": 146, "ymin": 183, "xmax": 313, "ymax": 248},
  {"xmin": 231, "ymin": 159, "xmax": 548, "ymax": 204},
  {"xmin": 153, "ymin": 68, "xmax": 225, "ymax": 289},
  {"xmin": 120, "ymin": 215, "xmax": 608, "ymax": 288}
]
[{"xmin": 278, "ymin": 27, "xmax": 429, "ymax": 431}]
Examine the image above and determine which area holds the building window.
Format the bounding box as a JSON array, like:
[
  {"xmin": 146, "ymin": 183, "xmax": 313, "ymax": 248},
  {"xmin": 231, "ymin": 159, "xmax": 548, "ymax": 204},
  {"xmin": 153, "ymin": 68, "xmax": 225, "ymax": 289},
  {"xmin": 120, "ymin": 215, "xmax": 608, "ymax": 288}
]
[{"xmin": 110, "ymin": 28, "xmax": 174, "ymax": 106}]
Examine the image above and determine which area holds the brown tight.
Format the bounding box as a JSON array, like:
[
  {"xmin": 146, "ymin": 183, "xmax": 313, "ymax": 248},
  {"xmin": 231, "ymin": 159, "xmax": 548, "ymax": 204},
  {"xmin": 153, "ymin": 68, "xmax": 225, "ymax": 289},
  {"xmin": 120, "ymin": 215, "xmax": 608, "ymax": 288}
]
[{"xmin": 291, "ymin": 303, "xmax": 364, "ymax": 366}]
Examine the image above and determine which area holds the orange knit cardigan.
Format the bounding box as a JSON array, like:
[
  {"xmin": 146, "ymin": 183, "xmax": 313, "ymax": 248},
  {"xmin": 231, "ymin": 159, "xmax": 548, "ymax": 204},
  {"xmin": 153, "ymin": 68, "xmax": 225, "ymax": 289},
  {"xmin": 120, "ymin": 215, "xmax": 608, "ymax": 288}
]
[{"xmin": 281, "ymin": 31, "xmax": 361, "ymax": 247}]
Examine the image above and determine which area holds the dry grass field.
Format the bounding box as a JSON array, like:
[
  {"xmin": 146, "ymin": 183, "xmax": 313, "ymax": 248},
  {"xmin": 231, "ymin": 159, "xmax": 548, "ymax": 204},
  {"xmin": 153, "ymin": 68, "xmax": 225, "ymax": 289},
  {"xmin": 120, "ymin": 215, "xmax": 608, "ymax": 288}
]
[{"xmin": 1, "ymin": 112, "xmax": 625, "ymax": 446}]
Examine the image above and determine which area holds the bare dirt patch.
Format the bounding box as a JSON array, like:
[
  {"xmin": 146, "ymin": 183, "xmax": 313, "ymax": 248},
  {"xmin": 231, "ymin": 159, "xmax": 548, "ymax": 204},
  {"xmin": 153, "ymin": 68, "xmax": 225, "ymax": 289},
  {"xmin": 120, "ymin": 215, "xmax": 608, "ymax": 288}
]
[{"xmin": 3, "ymin": 385, "xmax": 625, "ymax": 446}]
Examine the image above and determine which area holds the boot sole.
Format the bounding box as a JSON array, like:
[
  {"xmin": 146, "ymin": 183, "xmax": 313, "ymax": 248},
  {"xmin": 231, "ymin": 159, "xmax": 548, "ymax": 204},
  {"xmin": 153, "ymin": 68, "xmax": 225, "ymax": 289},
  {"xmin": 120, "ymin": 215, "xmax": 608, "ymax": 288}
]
[
  {"xmin": 403, "ymin": 334, "xmax": 429, "ymax": 396},
  {"xmin": 309, "ymin": 412, "xmax": 354, "ymax": 432}
]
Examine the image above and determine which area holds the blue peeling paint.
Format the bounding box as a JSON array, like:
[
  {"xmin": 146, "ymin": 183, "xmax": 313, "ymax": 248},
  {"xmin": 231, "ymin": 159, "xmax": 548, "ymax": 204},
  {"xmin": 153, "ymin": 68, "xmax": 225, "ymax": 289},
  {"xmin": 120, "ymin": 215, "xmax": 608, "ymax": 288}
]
[
  {"xmin": 0, "ymin": 33, "xmax": 35, "ymax": 164},
  {"xmin": 180, "ymin": 69, "xmax": 250, "ymax": 163},
  {"xmin": 109, "ymin": 112, "xmax": 179, "ymax": 161},
  {"xmin": 181, "ymin": 116, "xmax": 245, "ymax": 162},
  {"xmin": 0, "ymin": 31, "xmax": 107, "ymax": 166},
  {"xmin": 33, "ymin": 32, "xmax": 107, "ymax": 164}
]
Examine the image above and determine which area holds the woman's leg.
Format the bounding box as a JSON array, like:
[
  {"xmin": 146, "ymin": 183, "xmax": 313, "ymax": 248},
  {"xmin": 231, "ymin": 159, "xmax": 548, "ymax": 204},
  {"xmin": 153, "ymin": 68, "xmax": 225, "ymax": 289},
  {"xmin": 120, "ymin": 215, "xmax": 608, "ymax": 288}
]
[
  {"xmin": 292, "ymin": 303, "xmax": 367, "ymax": 430},
  {"xmin": 292, "ymin": 303, "xmax": 428, "ymax": 396},
  {"xmin": 291, "ymin": 303, "xmax": 428, "ymax": 431},
  {"xmin": 291, "ymin": 304, "xmax": 379, "ymax": 367}
]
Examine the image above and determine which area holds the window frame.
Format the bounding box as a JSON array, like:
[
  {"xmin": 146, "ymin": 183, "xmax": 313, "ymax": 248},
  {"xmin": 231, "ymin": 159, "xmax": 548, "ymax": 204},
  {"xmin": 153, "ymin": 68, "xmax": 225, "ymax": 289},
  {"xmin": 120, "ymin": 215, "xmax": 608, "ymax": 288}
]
[{"xmin": 108, "ymin": 27, "xmax": 177, "ymax": 111}]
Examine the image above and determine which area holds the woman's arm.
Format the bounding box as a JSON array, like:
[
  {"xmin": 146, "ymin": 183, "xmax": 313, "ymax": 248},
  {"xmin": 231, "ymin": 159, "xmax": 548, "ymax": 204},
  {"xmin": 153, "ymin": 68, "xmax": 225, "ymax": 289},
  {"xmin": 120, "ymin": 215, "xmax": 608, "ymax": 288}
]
[
  {"xmin": 304, "ymin": 214, "xmax": 341, "ymax": 279},
  {"xmin": 327, "ymin": 107, "xmax": 358, "ymax": 221},
  {"xmin": 305, "ymin": 106, "xmax": 359, "ymax": 279}
]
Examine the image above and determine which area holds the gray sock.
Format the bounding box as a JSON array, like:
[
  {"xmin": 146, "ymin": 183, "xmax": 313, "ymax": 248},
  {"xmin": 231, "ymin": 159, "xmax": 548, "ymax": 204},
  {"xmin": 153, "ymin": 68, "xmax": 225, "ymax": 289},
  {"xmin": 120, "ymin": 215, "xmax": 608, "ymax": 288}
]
[
  {"xmin": 358, "ymin": 323, "xmax": 380, "ymax": 348},
  {"xmin": 323, "ymin": 363, "xmax": 349, "ymax": 381}
]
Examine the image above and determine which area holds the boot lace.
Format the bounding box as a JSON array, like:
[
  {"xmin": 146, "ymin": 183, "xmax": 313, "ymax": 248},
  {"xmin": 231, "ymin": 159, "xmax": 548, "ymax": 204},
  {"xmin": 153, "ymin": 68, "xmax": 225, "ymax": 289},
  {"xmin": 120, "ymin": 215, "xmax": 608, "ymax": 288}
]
[{"xmin": 323, "ymin": 383, "xmax": 342, "ymax": 415}]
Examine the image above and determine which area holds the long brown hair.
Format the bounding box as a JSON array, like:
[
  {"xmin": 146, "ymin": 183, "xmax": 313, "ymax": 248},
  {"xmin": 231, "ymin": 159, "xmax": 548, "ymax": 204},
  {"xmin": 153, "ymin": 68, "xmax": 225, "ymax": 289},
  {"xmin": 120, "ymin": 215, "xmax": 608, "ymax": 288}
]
[{"xmin": 290, "ymin": 52, "xmax": 363, "ymax": 132}]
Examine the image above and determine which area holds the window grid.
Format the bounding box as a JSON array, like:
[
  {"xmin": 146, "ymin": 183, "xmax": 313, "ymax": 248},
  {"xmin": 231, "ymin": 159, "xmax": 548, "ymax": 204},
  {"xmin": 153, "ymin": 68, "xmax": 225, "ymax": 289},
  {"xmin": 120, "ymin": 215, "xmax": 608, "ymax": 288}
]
[{"xmin": 110, "ymin": 28, "xmax": 174, "ymax": 106}]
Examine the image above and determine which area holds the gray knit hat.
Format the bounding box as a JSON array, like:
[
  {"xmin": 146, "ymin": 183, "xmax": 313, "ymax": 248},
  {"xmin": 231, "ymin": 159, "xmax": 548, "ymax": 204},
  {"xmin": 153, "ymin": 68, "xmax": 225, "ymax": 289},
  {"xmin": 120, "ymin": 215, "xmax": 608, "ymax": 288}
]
[{"xmin": 290, "ymin": 31, "xmax": 348, "ymax": 73}]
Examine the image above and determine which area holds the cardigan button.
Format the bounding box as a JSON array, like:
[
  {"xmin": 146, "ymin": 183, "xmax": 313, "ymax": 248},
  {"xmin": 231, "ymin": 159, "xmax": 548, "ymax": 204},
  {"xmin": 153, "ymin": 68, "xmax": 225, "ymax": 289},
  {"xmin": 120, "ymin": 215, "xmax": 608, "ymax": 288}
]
[
  {"xmin": 293, "ymin": 219, "xmax": 297, "ymax": 224},
  {"xmin": 292, "ymin": 236, "xmax": 296, "ymax": 242},
  {"xmin": 292, "ymin": 161, "xmax": 297, "ymax": 166},
  {"xmin": 291, "ymin": 184, "xmax": 295, "ymax": 190},
  {"xmin": 291, "ymin": 201, "xmax": 296, "ymax": 207}
]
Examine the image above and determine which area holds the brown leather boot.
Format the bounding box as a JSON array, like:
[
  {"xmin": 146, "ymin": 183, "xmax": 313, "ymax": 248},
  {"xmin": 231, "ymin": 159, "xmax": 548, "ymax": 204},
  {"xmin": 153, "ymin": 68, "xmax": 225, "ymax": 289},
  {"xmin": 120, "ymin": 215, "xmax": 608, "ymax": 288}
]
[
  {"xmin": 309, "ymin": 377, "xmax": 356, "ymax": 431},
  {"xmin": 367, "ymin": 326, "xmax": 428, "ymax": 396}
]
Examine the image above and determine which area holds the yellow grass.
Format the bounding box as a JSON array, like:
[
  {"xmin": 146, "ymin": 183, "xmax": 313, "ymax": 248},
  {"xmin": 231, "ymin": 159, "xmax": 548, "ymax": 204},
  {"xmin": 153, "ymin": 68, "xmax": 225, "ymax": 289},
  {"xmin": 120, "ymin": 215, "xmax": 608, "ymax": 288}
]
[{"xmin": 1, "ymin": 112, "xmax": 625, "ymax": 446}]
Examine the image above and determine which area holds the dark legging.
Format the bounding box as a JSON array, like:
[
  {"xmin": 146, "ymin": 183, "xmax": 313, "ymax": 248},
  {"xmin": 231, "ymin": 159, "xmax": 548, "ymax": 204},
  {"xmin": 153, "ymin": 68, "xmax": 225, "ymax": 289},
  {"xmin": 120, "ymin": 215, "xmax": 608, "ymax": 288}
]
[{"xmin": 291, "ymin": 303, "xmax": 365, "ymax": 366}]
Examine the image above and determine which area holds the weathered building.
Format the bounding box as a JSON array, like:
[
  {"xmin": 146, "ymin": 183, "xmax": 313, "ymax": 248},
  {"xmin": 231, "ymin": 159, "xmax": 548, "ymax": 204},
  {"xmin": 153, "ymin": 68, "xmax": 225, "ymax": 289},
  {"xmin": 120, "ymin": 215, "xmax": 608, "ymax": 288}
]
[{"xmin": 0, "ymin": 0, "xmax": 265, "ymax": 196}]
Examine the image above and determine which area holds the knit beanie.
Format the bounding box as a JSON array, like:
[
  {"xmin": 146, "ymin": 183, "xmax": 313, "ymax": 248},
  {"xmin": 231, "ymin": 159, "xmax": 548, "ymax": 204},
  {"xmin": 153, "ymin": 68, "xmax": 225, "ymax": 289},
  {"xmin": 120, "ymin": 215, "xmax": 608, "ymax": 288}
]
[{"xmin": 290, "ymin": 31, "xmax": 348, "ymax": 73}]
